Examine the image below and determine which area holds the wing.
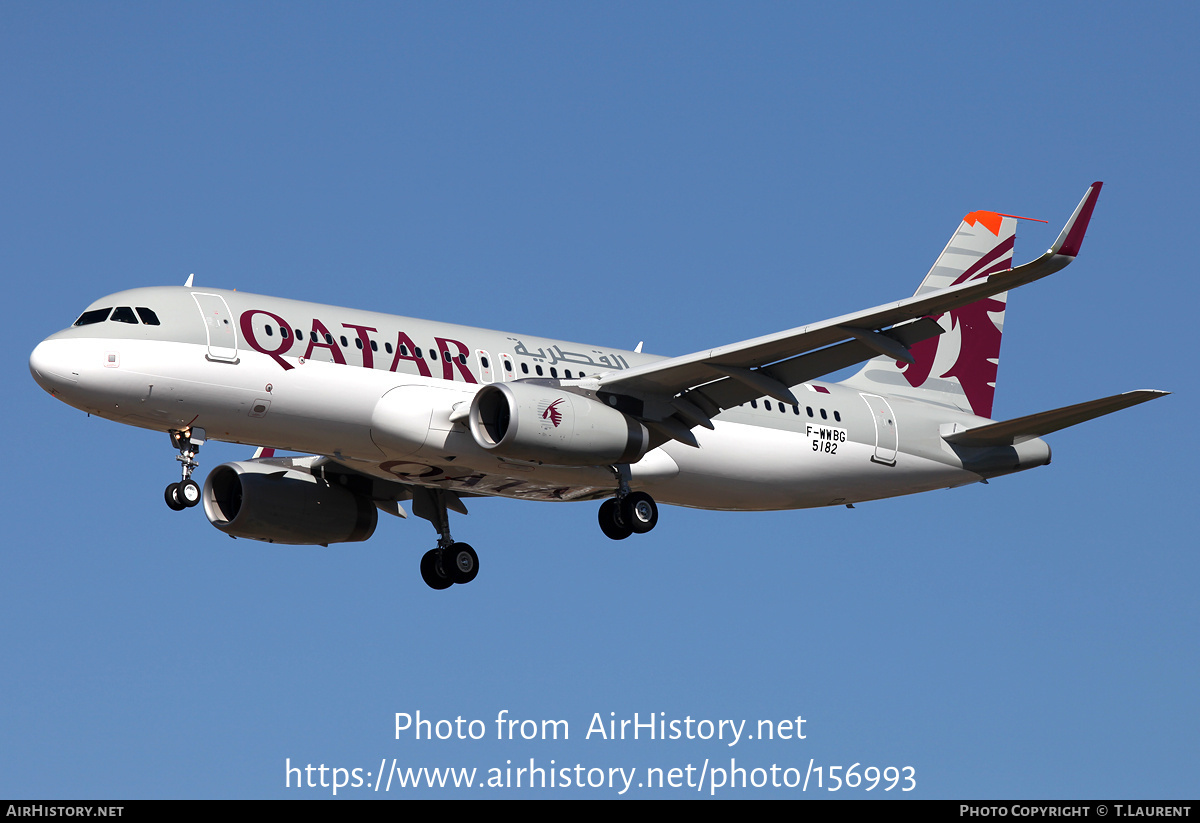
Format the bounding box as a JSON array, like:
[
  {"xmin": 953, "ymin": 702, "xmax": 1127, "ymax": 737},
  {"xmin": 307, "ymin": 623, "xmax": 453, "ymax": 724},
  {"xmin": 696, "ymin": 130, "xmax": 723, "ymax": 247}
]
[{"xmin": 594, "ymin": 182, "xmax": 1104, "ymax": 442}]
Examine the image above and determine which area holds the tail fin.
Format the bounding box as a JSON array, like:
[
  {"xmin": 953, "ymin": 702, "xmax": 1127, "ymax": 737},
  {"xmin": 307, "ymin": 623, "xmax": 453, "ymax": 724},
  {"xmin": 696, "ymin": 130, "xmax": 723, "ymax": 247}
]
[{"xmin": 843, "ymin": 209, "xmax": 1027, "ymax": 418}]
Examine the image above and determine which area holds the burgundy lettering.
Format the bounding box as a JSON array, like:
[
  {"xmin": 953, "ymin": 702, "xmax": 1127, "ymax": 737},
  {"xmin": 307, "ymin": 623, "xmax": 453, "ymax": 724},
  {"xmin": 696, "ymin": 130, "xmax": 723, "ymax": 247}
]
[
  {"xmin": 303, "ymin": 319, "xmax": 346, "ymax": 364},
  {"xmin": 434, "ymin": 336, "xmax": 477, "ymax": 383},
  {"xmin": 342, "ymin": 323, "xmax": 378, "ymax": 369},
  {"xmin": 389, "ymin": 331, "xmax": 432, "ymax": 377},
  {"xmin": 379, "ymin": 461, "xmax": 443, "ymax": 479},
  {"xmin": 240, "ymin": 309, "xmax": 295, "ymax": 371},
  {"xmin": 436, "ymin": 473, "xmax": 486, "ymax": 487}
]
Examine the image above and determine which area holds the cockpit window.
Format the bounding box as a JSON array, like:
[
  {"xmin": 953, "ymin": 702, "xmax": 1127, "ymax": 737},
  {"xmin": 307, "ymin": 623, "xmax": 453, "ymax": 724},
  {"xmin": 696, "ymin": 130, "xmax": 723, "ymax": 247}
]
[
  {"xmin": 135, "ymin": 307, "xmax": 161, "ymax": 325},
  {"xmin": 74, "ymin": 308, "xmax": 112, "ymax": 326},
  {"xmin": 111, "ymin": 306, "xmax": 138, "ymax": 324}
]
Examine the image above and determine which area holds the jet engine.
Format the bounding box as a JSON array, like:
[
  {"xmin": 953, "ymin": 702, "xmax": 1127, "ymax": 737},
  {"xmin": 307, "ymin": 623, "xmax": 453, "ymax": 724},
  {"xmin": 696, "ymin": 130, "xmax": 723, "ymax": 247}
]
[
  {"xmin": 468, "ymin": 382, "xmax": 649, "ymax": 466},
  {"xmin": 202, "ymin": 461, "xmax": 377, "ymax": 545}
]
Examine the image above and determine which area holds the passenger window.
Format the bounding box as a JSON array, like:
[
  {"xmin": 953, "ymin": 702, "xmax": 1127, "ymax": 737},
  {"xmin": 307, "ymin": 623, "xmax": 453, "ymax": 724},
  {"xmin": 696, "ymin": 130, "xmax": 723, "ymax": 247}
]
[
  {"xmin": 371, "ymin": 340, "xmax": 378, "ymax": 352},
  {"xmin": 750, "ymin": 400, "xmax": 758, "ymax": 409},
  {"xmin": 564, "ymin": 370, "xmax": 572, "ymax": 379},
  {"xmin": 340, "ymin": 336, "xmax": 349, "ymax": 347},
  {"xmin": 385, "ymin": 342, "xmax": 393, "ymax": 354},
  {"xmin": 764, "ymin": 400, "xmax": 772, "ymax": 411},
  {"xmin": 792, "ymin": 405, "xmax": 800, "ymax": 415},
  {"xmin": 535, "ymin": 365, "xmax": 544, "ymax": 376},
  {"xmin": 74, "ymin": 308, "xmax": 111, "ymax": 326},
  {"xmin": 820, "ymin": 409, "xmax": 828, "ymax": 420},
  {"xmin": 806, "ymin": 406, "xmax": 814, "ymax": 417},
  {"xmin": 135, "ymin": 307, "xmax": 160, "ymax": 325},
  {"xmin": 481, "ymin": 356, "xmax": 490, "ymax": 369},
  {"xmin": 521, "ymin": 363, "xmax": 529, "ymax": 374},
  {"xmin": 265, "ymin": 325, "xmax": 274, "ymax": 337},
  {"xmin": 505, "ymin": 360, "xmax": 513, "ymax": 372},
  {"xmin": 281, "ymin": 326, "xmax": 290, "ymax": 339},
  {"xmin": 354, "ymin": 337, "xmax": 363, "ymax": 349},
  {"xmin": 834, "ymin": 411, "xmax": 841, "ymax": 422},
  {"xmin": 550, "ymin": 367, "xmax": 558, "ymax": 378},
  {"xmin": 111, "ymin": 306, "xmax": 138, "ymax": 324}
]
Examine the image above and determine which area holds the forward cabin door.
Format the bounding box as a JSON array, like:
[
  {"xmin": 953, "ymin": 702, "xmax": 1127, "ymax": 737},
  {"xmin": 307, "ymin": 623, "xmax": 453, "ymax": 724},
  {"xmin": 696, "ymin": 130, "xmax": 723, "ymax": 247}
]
[{"xmin": 191, "ymin": 292, "xmax": 239, "ymax": 363}]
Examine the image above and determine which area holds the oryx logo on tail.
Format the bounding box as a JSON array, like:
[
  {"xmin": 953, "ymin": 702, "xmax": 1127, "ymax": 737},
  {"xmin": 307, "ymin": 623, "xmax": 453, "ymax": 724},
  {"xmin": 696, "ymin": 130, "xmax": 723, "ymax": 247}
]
[{"xmin": 848, "ymin": 207, "xmax": 1044, "ymax": 418}]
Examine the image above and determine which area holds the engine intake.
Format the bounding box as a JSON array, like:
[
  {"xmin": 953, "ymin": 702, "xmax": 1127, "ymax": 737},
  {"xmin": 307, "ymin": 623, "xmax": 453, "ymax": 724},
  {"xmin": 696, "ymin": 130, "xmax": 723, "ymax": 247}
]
[
  {"xmin": 468, "ymin": 382, "xmax": 649, "ymax": 466},
  {"xmin": 203, "ymin": 461, "xmax": 377, "ymax": 545}
]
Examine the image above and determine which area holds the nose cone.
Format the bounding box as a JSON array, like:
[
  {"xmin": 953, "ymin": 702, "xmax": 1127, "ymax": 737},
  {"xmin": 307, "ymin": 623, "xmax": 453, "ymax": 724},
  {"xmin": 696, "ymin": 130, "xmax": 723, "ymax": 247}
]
[{"xmin": 29, "ymin": 338, "xmax": 79, "ymax": 396}]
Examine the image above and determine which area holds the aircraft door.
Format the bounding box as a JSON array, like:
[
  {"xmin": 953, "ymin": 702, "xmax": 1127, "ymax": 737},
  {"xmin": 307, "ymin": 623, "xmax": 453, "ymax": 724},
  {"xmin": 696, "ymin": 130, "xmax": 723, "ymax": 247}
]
[
  {"xmin": 191, "ymin": 293, "xmax": 239, "ymax": 363},
  {"xmin": 859, "ymin": 393, "xmax": 898, "ymax": 465}
]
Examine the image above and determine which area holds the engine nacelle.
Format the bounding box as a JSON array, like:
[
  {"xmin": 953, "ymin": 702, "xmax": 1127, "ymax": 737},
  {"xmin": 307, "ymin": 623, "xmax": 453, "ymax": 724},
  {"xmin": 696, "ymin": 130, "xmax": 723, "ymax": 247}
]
[
  {"xmin": 203, "ymin": 461, "xmax": 377, "ymax": 545},
  {"xmin": 468, "ymin": 382, "xmax": 649, "ymax": 466}
]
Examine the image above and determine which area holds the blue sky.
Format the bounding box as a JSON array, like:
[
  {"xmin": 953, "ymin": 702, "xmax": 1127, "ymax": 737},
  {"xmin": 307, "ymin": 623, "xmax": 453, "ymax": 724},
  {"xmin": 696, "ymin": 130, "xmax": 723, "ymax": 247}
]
[{"xmin": 2, "ymin": 3, "xmax": 1195, "ymax": 798}]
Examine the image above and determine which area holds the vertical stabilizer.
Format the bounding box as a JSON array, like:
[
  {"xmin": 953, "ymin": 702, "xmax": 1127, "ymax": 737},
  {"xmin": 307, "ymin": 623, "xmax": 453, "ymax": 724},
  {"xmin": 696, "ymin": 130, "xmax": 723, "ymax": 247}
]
[{"xmin": 842, "ymin": 211, "xmax": 1022, "ymax": 418}]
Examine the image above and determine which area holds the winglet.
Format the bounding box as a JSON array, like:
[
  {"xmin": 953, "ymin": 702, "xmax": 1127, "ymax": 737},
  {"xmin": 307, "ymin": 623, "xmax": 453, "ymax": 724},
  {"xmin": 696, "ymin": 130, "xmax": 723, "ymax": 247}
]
[
  {"xmin": 184, "ymin": 273, "xmax": 195, "ymax": 287},
  {"xmin": 1049, "ymin": 182, "xmax": 1103, "ymax": 258}
]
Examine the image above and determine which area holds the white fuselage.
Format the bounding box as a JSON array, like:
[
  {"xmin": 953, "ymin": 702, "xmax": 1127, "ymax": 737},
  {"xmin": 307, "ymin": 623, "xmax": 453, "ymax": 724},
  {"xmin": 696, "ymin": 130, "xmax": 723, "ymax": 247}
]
[{"xmin": 30, "ymin": 285, "xmax": 1030, "ymax": 512}]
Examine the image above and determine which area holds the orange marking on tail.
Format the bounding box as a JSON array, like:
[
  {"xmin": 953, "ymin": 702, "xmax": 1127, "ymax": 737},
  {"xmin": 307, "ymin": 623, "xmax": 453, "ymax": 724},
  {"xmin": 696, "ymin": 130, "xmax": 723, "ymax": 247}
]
[
  {"xmin": 962, "ymin": 211, "xmax": 1005, "ymax": 236},
  {"xmin": 963, "ymin": 210, "xmax": 1049, "ymax": 235}
]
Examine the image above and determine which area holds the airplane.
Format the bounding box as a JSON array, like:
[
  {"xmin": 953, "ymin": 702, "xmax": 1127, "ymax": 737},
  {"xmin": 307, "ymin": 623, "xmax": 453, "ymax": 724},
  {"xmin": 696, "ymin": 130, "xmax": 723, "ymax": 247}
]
[{"xmin": 29, "ymin": 182, "xmax": 1167, "ymax": 590}]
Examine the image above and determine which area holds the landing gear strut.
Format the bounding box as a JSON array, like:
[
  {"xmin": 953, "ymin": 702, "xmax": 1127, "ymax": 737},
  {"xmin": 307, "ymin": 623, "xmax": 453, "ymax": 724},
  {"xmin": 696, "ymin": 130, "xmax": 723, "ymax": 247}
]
[
  {"xmin": 598, "ymin": 464, "xmax": 659, "ymax": 540},
  {"xmin": 411, "ymin": 487, "xmax": 478, "ymax": 590},
  {"xmin": 164, "ymin": 427, "xmax": 205, "ymax": 511}
]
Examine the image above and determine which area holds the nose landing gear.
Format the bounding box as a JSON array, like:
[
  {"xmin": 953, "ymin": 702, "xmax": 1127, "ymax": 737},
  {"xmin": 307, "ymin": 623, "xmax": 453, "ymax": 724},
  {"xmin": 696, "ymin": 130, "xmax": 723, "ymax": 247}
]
[{"xmin": 164, "ymin": 427, "xmax": 205, "ymax": 511}]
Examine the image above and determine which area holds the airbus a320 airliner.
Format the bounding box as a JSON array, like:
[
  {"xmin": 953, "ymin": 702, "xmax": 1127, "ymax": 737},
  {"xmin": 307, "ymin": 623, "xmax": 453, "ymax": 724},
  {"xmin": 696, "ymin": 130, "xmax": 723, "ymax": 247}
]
[{"xmin": 30, "ymin": 183, "xmax": 1166, "ymax": 589}]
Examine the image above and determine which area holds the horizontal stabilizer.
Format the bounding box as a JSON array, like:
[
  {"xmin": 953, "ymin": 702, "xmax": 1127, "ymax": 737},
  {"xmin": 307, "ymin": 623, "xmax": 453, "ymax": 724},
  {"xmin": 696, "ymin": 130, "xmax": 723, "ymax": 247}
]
[{"xmin": 944, "ymin": 390, "xmax": 1168, "ymax": 447}]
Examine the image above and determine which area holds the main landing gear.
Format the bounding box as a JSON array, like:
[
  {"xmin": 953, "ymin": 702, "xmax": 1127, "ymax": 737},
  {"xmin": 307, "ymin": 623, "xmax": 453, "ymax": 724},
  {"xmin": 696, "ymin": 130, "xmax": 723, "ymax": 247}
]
[
  {"xmin": 597, "ymin": 464, "xmax": 659, "ymax": 540},
  {"xmin": 411, "ymin": 488, "xmax": 478, "ymax": 590},
  {"xmin": 164, "ymin": 427, "xmax": 205, "ymax": 511}
]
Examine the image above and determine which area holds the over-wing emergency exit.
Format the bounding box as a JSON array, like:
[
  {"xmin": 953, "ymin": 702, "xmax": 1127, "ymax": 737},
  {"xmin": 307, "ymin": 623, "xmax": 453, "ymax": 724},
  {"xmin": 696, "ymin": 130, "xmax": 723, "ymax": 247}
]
[{"xmin": 29, "ymin": 183, "xmax": 1167, "ymax": 589}]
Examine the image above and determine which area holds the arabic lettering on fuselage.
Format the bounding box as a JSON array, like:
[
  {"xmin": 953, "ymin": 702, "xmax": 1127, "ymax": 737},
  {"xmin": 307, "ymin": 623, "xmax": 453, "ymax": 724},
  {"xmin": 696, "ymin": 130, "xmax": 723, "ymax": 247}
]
[
  {"xmin": 237, "ymin": 310, "xmax": 630, "ymax": 381},
  {"xmin": 508, "ymin": 338, "xmax": 630, "ymax": 370}
]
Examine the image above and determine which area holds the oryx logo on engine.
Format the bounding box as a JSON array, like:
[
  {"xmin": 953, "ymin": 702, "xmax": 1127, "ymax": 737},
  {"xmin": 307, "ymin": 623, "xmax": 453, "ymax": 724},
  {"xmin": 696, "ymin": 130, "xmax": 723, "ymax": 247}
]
[{"xmin": 541, "ymin": 398, "xmax": 566, "ymax": 428}]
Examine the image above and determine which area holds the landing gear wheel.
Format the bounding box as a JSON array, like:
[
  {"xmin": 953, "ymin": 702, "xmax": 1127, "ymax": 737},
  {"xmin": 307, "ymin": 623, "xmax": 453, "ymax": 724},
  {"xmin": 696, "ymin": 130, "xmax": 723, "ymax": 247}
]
[
  {"xmin": 598, "ymin": 498, "xmax": 633, "ymax": 540},
  {"xmin": 179, "ymin": 479, "xmax": 202, "ymax": 508},
  {"xmin": 164, "ymin": 483, "xmax": 186, "ymax": 511},
  {"xmin": 622, "ymin": 492, "xmax": 658, "ymax": 534},
  {"xmin": 420, "ymin": 549, "xmax": 454, "ymax": 590},
  {"xmin": 444, "ymin": 542, "xmax": 479, "ymax": 584}
]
